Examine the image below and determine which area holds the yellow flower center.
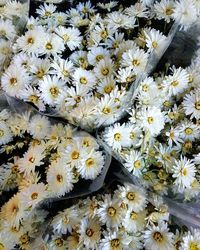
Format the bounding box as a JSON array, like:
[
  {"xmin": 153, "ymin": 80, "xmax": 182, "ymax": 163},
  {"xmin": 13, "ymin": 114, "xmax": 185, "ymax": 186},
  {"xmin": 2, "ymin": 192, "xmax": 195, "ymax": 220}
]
[
  {"xmin": 189, "ymin": 242, "xmax": 199, "ymax": 250},
  {"xmin": 71, "ymin": 150, "xmax": 80, "ymax": 160},
  {"xmin": 20, "ymin": 234, "xmax": 30, "ymax": 244},
  {"xmin": 126, "ymin": 192, "xmax": 135, "ymax": 200},
  {"xmin": 152, "ymin": 41, "xmax": 158, "ymax": 48},
  {"xmin": 153, "ymin": 232, "xmax": 163, "ymax": 242},
  {"xmin": 75, "ymin": 95, "xmax": 81, "ymax": 103},
  {"xmin": 130, "ymin": 212, "xmax": 138, "ymax": 220},
  {"xmin": 55, "ymin": 238, "xmax": 63, "ymax": 247},
  {"xmin": 142, "ymin": 84, "xmax": 149, "ymax": 92},
  {"xmin": 45, "ymin": 42, "xmax": 53, "ymax": 50},
  {"xmin": 101, "ymin": 67, "xmax": 109, "ymax": 76},
  {"xmin": 134, "ymin": 160, "xmax": 141, "ymax": 169},
  {"xmin": 171, "ymin": 80, "xmax": 179, "ymax": 87},
  {"xmin": 113, "ymin": 42, "xmax": 119, "ymax": 49},
  {"xmin": 56, "ymin": 174, "xmax": 63, "ymax": 183},
  {"xmin": 163, "ymin": 101, "xmax": 171, "ymax": 107},
  {"xmin": 83, "ymin": 139, "xmax": 90, "ymax": 147},
  {"xmin": 195, "ymin": 101, "xmax": 200, "ymax": 110},
  {"xmin": 132, "ymin": 59, "xmax": 140, "ymax": 66},
  {"xmin": 114, "ymin": 133, "xmax": 121, "ymax": 141},
  {"xmin": 80, "ymin": 77, "xmax": 88, "ymax": 84},
  {"xmin": 188, "ymin": 74, "xmax": 194, "ymax": 83},
  {"xmin": 107, "ymin": 206, "xmax": 116, "ymax": 217},
  {"xmin": 63, "ymin": 216, "xmax": 69, "ymax": 224},
  {"xmin": 0, "ymin": 130, "xmax": 4, "ymax": 137},
  {"xmin": 165, "ymin": 7, "xmax": 173, "ymax": 15},
  {"xmin": 126, "ymin": 76, "xmax": 133, "ymax": 83},
  {"xmin": 0, "ymin": 243, "xmax": 4, "ymax": 250},
  {"xmin": 63, "ymin": 34, "xmax": 70, "ymax": 42},
  {"xmin": 86, "ymin": 228, "xmax": 94, "ymax": 237},
  {"xmin": 0, "ymin": 30, "xmax": 6, "ymax": 36},
  {"xmin": 27, "ymin": 37, "xmax": 34, "ymax": 44},
  {"xmin": 102, "ymin": 107, "xmax": 111, "ymax": 114},
  {"xmin": 181, "ymin": 168, "xmax": 187, "ymax": 176},
  {"xmin": 9, "ymin": 77, "xmax": 17, "ymax": 86},
  {"xmin": 29, "ymin": 157, "xmax": 35, "ymax": 163},
  {"xmin": 50, "ymin": 87, "xmax": 59, "ymax": 98},
  {"xmin": 28, "ymin": 95, "xmax": 39, "ymax": 104},
  {"xmin": 11, "ymin": 165, "xmax": 19, "ymax": 174},
  {"xmin": 96, "ymin": 55, "xmax": 104, "ymax": 62},
  {"xmin": 86, "ymin": 158, "xmax": 94, "ymax": 167},
  {"xmin": 185, "ymin": 128, "xmax": 193, "ymax": 135},
  {"xmin": 62, "ymin": 70, "xmax": 69, "ymax": 77},
  {"xmin": 130, "ymin": 132, "xmax": 135, "ymax": 139},
  {"xmin": 101, "ymin": 30, "xmax": 108, "ymax": 39},
  {"xmin": 163, "ymin": 154, "xmax": 171, "ymax": 161},
  {"xmin": 45, "ymin": 11, "xmax": 51, "ymax": 17},
  {"xmin": 31, "ymin": 192, "xmax": 38, "ymax": 200},
  {"xmin": 111, "ymin": 239, "xmax": 120, "ymax": 248},
  {"xmin": 104, "ymin": 85, "xmax": 113, "ymax": 94},
  {"xmin": 36, "ymin": 69, "xmax": 45, "ymax": 79},
  {"xmin": 147, "ymin": 116, "xmax": 154, "ymax": 124}
]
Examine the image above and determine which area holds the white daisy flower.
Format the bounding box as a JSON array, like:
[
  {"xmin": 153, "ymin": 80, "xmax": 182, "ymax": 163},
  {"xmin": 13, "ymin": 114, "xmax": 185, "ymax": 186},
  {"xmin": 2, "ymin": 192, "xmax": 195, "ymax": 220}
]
[
  {"xmin": 50, "ymin": 58, "xmax": 74, "ymax": 81},
  {"xmin": 125, "ymin": 2, "xmax": 148, "ymax": 18},
  {"xmin": 1, "ymin": 64, "xmax": 30, "ymax": 97},
  {"xmin": 153, "ymin": 0, "xmax": 175, "ymax": 23},
  {"xmin": 178, "ymin": 121, "xmax": 200, "ymax": 141},
  {"xmin": 97, "ymin": 194, "xmax": 124, "ymax": 228},
  {"xmin": 18, "ymin": 144, "xmax": 45, "ymax": 177},
  {"xmin": 51, "ymin": 206, "xmax": 79, "ymax": 234},
  {"xmin": 79, "ymin": 218, "xmax": 101, "ymax": 249},
  {"xmin": 121, "ymin": 47, "xmax": 149, "ymax": 75},
  {"xmin": 106, "ymin": 11, "xmax": 136, "ymax": 30},
  {"xmin": 97, "ymin": 76, "xmax": 116, "ymax": 95},
  {"xmin": 117, "ymin": 183, "xmax": 147, "ymax": 212},
  {"xmin": 181, "ymin": 228, "xmax": 200, "ymax": 250},
  {"xmin": 39, "ymin": 33, "xmax": 64, "ymax": 56},
  {"xmin": 0, "ymin": 121, "xmax": 12, "ymax": 146},
  {"xmin": 65, "ymin": 140, "xmax": 86, "ymax": 167},
  {"xmin": 39, "ymin": 75, "xmax": 65, "ymax": 105},
  {"xmin": 182, "ymin": 89, "xmax": 200, "ymax": 119},
  {"xmin": 172, "ymin": 156, "xmax": 196, "ymax": 191},
  {"xmin": 94, "ymin": 58, "xmax": 114, "ymax": 79},
  {"xmin": 97, "ymin": 1, "xmax": 118, "ymax": 11},
  {"xmin": 144, "ymin": 221, "xmax": 174, "ymax": 250},
  {"xmin": 116, "ymin": 66, "xmax": 135, "ymax": 84},
  {"xmin": 48, "ymin": 235, "xmax": 67, "ymax": 250},
  {"xmin": 46, "ymin": 158, "xmax": 74, "ymax": 197},
  {"xmin": 30, "ymin": 57, "xmax": 51, "ymax": 82},
  {"xmin": 87, "ymin": 47, "xmax": 109, "ymax": 66},
  {"xmin": 56, "ymin": 26, "xmax": 82, "ymax": 51},
  {"xmin": 124, "ymin": 150, "xmax": 145, "ymax": 177},
  {"xmin": 20, "ymin": 183, "xmax": 48, "ymax": 209},
  {"xmin": 163, "ymin": 67, "xmax": 189, "ymax": 96},
  {"xmin": 72, "ymin": 68, "xmax": 96, "ymax": 90},
  {"xmin": 36, "ymin": 3, "xmax": 57, "ymax": 18},
  {"xmin": 0, "ymin": 18, "xmax": 16, "ymax": 41},
  {"xmin": 138, "ymin": 106, "xmax": 165, "ymax": 136},
  {"xmin": 29, "ymin": 114, "xmax": 51, "ymax": 140},
  {"xmin": 172, "ymin": 0, "xmax": 197, "ymax": 31},
  {"xmin": 77, "ymin": 149, "xmax": 105, "ymax": 180}
]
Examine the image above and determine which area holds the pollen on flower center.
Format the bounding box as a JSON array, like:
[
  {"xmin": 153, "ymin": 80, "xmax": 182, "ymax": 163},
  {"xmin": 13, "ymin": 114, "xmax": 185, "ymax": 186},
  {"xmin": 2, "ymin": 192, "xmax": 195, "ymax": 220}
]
[
  {"xmin": 96, "ymin": 55, "xmax": 104, "ymax": 62},
  {"xmin": 165, "ymin": 7, "xmax": 173, "ymax": 15},
  {"xmin": 12, "ymin": 165, "xmax": 19, "ymax": 174},
  {"xmin": 102, "ymin": 107, "xmax": 111, "ymax": 114},
  {"xmin": 126, "ymin": 192, "xmax": 135, "ymax": 200},
  {"xmin": 114, "ymin": 133, "xmax": 121, "ymax": 141},
  {"xmin": 27, "ymin": 37, "xmax": 34, "ymax": 44},
  {"xmin": 134, "ymin": 160, "xmax": 141, "ymax": 169},
  {"xmin": 28, "ymin": 95, "xmax": 39, "ymax": 104},
  {"xmin": 107, "ymin": 206, "xmax": 116, "ymax": 217},
  {"xmin": 75, "ymin": 95, "xmax": 81, "ymax": 103},
  {"xmin": 101, "ymin": 30, "xmax": 108, "ymax": 39},
  {"xmin": 12, "ymin": 205, "xmax": 19, "ymax": 214},
  {"xmin": 147, "ymin": 116, "xmax": 154, "ymax": 124},
  {"xmin": 195, "ymin": 101, "xmax": 200, "ymax": 110},
  {"xmin": 29, "ymin": 157, "xmax": 35, "ymax": 163},
  {"xmin": 9, "ymin": 77, "xmax": 17, "ymax": 86},
  {"xmin": 86, "ymin": 228, "xmax": 94, "ymax": 237},
  {"xmin": 101, "ymin": 67, "xmax": 109, "ymax": 76},
  {"xmin": 188, "ymin": 74, "xmax": 194, "ymax": 83},
  {"xmin": 36, "ymin": 69, "xmax": 45, "ymax": 79},
  {"xmin": 142, "ymin": 84, "xmax": 149, "ymax": 92},
  {"xmin": 132, "ymin": 59, "xmax": 140, "ymax": 66},
  {"xmin": 153, "ymin": 232, "xmax": 163, "ymax": 242},
  {"xmin": 31, "ymin": 192, "xmax": 38, "ymax": 200},
  {"xmin": 185, "ymin": 128, "xmax": 193, "ymax": 135},
  {"xmin": 45, "ymin": 42, "xmax": 53, "ymax": 50},
  {"xmin": 104, "ymin": 85, "xmax": 113, "ymax": 94},
  {"xmin": 56, "ymin": 174, "xmax": 63, "ymax": 183},
  {"xmin": 50, "ymin": 87, "xmax": 59, "ymax": 97},
  {"xmin": 63, "ymin": 216, "xmax": 69, "ymax": 224},
  {"xmin": 189, "ymin": 242, "xmax": 199, "ymax": 250},
  {"xmin": 0, "ymin": 129, "xmax": 4, "ymax": 137},
  {"xmin": 55, "ymin": 238, "xmax": 63, "ymax": 247},
  {"xmin": 86, "ymin": 158, "xmax": 94, "ymax": 167},
  {"xmin": 62, "ymin": 70, "xmax": 69, "ymax": 77},
  {"xmin": 80, "ymin": 77, "xmax": 88, "ymax": 84},
  {"xmin": 63, "ymin": 34, "xmax": 70, "ymax": 42},
  {"xmin": 171, "ymin": 80, "xmax": 179, "ymax": 87},
  {"xmin": 45, "ymin": 11, "xmax": 51, "ymax": 17},
  {"xmin": 152, "ymin": 41, "xmax": 158, "ymax": 48},
  {"xmin": 130, "ymin": 212, "xmax": 138, "ymax": 220},
  {"xmin": 181, "ymin": 168, "xmax": 187, "ymax": 176},
  {"xmin": 111, "ymin": 239, "xmax": 120, "ymax": 248},
  {"xmin": 71, "ymin": 150, "xmax": 80, "ymax": 160},
  {"xmin": 20, "ymin": 234, "xmax": 30, "ymax": 244}
]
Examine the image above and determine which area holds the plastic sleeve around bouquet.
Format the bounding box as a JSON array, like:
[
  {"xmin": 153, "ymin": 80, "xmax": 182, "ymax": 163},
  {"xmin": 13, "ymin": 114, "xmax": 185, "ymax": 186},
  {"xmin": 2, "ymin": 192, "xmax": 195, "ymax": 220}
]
[{"xmin": 1, "ymin": 92, "xmax": 112, "ymax": 201}]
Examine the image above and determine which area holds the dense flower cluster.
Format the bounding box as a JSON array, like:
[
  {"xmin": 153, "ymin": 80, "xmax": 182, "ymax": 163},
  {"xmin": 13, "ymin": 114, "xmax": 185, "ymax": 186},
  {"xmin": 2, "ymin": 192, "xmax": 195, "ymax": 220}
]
[
  {"xmin": 40, "ymin": 183, "xmax": 200, "ymax": 250},
  {"xmin": 102, "ymin": 42, "xmax": 200, "ymax": 200}
]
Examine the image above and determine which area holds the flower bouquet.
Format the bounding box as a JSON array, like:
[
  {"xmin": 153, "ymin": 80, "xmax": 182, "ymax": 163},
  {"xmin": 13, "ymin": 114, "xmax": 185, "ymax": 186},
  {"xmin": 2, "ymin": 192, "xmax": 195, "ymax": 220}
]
[{"xmin": 2, "ymin": 0, "xmax": 197, "ymax": 131}]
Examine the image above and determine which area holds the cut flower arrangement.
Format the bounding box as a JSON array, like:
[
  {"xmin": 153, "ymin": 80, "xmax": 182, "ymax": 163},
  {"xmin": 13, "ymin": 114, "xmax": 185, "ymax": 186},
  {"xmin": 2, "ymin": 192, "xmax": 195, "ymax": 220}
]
[
  {"xmin": 2, "ymin": 0, "xmax": 199, "ymax": 130},
  {"xmin": 100, "ymin": 40, "xmax": 200, "ymax": 201}
]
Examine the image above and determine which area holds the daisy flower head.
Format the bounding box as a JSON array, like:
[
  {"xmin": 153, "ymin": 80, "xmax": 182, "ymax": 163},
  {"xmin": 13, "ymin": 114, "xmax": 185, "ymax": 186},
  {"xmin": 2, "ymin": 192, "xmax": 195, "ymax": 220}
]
[
  {"xmin": 0, "ymin": 120, "xmax": 12, "ymax": 146},
  {"xmin": 48, "ymin": 235, "xmax": 67, "ymax": 250},
  {"xmin": 172, "ymin": 0, "xmax": 197, "ymax": 31},
  {"xmin": 36, "ymin": 3, "xmax": 57, "ymax": 18},
  {"xmin": 153, "ymin": 0, "xmax": 175, "ymax": 23},
  {"xmin": 72, "ymin": 68, "xmax": 96, "ymax": 90},
  {"xmin": 50, "ymin": 58, "xmax": 74, "ymax": 81},
  {"xmin": 138, "ymin": 106, "xmax": 165, "ymax": 136},
  {"xmin": 76, "ymin": 149, "xmax": 105, "ymax": 180},
  {"xmin": 117, "ymin": 183, "xmax": 147, "ymax": 212},
  {"xmin": 39, "ymin": 33, "xmax": 64, "ymax": 56},
  {"xmin": 182, "ymin": 89, "xmax": 200, "ymax": 119},
  {"xmin": 124, "ymin": 150, "xmax": 145, "ymax": 177},
  {"xmin": 178, "ymin": 121, "xmax": 200, "ymax": 142},
  {"xmin": 181, "ymin": 228, "xmax": 200, "ymax": 250},
  {"xmin": 0, "ymin": 18, "xmax": 17, "ymax": 41},
  {"xmin": 29, "ymin": 114, "xmax": 51, "ymax": 140},
  {"xmin": 78, "ymin": 218, "xmax": 101, "ymax": 249},
  {"xmin": 47, "ymin": 159, "xmax": 74, "ymax": 198},
  {"xmin": 87, "ymin": 46, "xmax": 109, "ymax": 66},
  {"xmin": 172, "ymin": 156, "xmax": 196, "ymax": 192},
  {"xmin": 94, "ymin": 58, "xmax": 114, "ymax": 79},
  {"xmin": 144, "ymin": 221, "xmax": 174, "ymax": 250}
]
